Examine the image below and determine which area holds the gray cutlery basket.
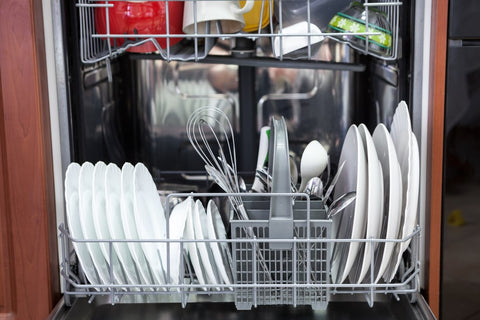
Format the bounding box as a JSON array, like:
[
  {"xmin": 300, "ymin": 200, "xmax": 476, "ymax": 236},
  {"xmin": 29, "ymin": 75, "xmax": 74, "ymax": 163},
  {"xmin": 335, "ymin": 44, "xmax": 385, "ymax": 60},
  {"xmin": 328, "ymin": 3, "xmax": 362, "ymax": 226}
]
[
  {"xmin": 230, "ymin": 115, "xmax": 331, "ymax": 310},
  {"xmin": 231, "ymin": 199, "xmax": 331, "ymax": 310}
]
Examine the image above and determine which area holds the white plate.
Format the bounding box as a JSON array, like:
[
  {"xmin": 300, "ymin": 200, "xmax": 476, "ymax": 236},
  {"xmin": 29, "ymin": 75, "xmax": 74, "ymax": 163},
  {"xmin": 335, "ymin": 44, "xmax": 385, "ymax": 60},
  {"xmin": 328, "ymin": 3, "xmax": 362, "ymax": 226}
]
[
  {"xmin": 120, "ymin": 162, "xmax": 155, "ymax": 286},
  {"xmin": 351, "ymin": 124, "xmax": 384, "ymax": 284},
  {"xmin": 372, "ymin": 124, "xmax": 403, "ymax": 283},
  {"xmin": 193, "ymin": 200, "xmax": 220, "ymax": 289},
  {"xmin": 65, "ymin": 163, "xmax": 100, "ymax": 286},
  {"xmin": 167, "ymin": 196, "xmax": 192, "ymax": 285},
  {"xmin": 133, "ymin": 163, "xmax": 167, "ymax": 287},
  {"xmin": 92, "ymin": 161, "xmax": 126, "ymax": 285},
  {"xmin": 387, "ymin": 132, "xmax": 420, "ymax": 281},
  {"xmin": 105, "ymin": 163, "xmax": 141, "ymax": 285},
  {"xmin": 206, "ymin": 200, "xmax": 234, "ymax": 287},
  {"xmin": 78, "ymin": 162, "xmax": 112, "ymax": 285},
  {"xmin": 386, "ymin": 101, "xmax": 418, "ymax": 281},
  {"xmin": 331, "ymin": 124, "xmax": 368, "ymax": 284},
  {"xmin": 184, "ymin": 198, "xmax": 207, "ymax": 289}
]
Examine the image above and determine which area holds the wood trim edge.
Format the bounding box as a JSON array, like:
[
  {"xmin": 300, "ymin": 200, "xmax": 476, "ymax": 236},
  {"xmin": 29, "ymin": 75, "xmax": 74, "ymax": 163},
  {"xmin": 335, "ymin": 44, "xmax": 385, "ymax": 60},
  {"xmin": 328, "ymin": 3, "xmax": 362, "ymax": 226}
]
[{"xmin": 427, "ymin": 0, "xmax": 448, "ymax": 317}]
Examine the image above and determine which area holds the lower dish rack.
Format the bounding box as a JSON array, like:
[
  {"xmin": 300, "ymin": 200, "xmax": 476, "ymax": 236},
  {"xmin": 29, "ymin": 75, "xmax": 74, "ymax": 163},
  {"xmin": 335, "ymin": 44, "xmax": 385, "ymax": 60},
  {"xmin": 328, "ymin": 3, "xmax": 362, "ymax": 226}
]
[{"xmin": 58, "ymin": 192, "xmax": 421, "ymax": 310}]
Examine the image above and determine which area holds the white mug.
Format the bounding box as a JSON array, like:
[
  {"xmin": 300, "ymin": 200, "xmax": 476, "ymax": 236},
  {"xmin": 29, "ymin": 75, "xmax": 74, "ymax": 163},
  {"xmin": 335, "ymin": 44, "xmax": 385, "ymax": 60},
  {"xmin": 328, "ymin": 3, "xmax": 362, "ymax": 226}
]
[{"xmin": 183, "ymin": 0, "xmax": 254, "ymax": 34}]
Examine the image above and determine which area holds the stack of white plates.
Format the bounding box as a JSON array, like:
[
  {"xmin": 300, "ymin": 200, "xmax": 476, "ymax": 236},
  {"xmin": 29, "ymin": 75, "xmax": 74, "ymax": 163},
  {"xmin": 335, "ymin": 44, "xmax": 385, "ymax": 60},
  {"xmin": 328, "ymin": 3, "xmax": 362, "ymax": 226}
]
[
  {"xmin": 331, "ymin": 101, "xmax": 420, "ymax": 284},
  {"xmin": 64, "ymin": 161, "xmax": 233, "ymax": 291}
]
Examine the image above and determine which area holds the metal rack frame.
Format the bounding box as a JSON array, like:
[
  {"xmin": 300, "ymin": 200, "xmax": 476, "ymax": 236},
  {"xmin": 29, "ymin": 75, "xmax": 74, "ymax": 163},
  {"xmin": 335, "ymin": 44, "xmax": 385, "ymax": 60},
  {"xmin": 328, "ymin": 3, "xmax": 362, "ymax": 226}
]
[
  {"xmin": 59, "ymin": 192, "xmax": 421, "ymax": 309},
  {"xmin": 76, "ymin": 0, "xmax": 402, "ymax": 64}
]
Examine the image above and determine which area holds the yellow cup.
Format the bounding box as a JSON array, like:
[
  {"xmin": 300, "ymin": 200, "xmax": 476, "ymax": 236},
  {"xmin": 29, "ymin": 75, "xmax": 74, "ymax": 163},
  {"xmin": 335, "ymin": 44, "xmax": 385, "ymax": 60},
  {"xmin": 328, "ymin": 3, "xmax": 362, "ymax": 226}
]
[{"xmin": 241, "ymin": 0, "xmax": 271, "ymax": 32}]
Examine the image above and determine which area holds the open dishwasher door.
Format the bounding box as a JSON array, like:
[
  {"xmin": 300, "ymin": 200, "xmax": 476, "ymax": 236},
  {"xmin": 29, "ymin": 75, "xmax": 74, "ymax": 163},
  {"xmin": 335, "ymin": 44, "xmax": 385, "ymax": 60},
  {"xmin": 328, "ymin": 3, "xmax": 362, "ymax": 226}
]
[{"xmin": 42, "ymin": 0, "xmax": 440, "ymax": 318}]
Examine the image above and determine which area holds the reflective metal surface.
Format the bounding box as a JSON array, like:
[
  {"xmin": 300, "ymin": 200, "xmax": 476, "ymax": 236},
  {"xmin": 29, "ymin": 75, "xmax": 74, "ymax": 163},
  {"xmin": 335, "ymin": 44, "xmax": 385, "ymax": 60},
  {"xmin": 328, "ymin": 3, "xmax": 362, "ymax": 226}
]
[
  {"xmin": 132, "ymin": 59, "xmax": 238, "ymax": 174},
  {"xmin": 257, "ymin": 39, "xmax": 361, "ymax": 167}
]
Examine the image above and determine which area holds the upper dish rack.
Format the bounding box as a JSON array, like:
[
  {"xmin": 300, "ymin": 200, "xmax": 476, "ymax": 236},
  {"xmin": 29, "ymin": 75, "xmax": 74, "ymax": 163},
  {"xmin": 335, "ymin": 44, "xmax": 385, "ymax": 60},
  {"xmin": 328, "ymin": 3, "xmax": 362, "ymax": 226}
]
[{"xmin": 76, "ymin": 0, "xmax": 402, "ymax": 64}]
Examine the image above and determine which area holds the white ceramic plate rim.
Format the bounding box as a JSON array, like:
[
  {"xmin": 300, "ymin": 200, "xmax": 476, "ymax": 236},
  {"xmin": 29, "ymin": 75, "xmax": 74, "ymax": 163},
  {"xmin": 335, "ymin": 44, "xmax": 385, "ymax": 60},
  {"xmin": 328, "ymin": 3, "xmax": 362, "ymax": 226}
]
[
  {"xmin": 206, "ymin": 200, "xmax": 233, "ymax": 286},
  {"xmin": 133, "ymin": 163, "xmax": 168, "ymax": 286},
  {"xmin": 354, "ymin": 124, "xmax": 384, "ymax": 284},
  {"xmin": 388, "ymin": 132, "xmax": 420, "ymax": 281},
  {"xmin": 193, "ymin": 200, "xmax": 220, "ymax": 288},
  {"xmin": 372, "ymin": 124, "xmax": 403, "ymax": 283},
  {"xmin": 167, "ymin": 197, "xmax": 191, "ymax": 285},
  {"xmin": 184, "ymin": 199, "xmax": 207, "ymax": 289},
  {"xmin": 120, "ymin": 162, "xmax": 154, "ymax": 286},
  {"xmin": 105, "ymin": 163, "xmax": 141, "ymax": 286},
  {"xmin": 331, "ymin": 125, "xmax": 368, "ymax": 284}
]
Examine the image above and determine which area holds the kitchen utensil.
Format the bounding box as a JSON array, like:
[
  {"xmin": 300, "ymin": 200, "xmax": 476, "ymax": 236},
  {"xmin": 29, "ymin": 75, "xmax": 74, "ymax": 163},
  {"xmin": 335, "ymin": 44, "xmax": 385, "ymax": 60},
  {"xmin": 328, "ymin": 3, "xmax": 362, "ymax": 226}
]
[
  {"xmin": 272, "ymin": 21, "xmax": 324, "ymax": 57},
  {"xmin": 120, "ymin": 162, "xmax": 155, "ymax": 287},
  {"xmin": 92, "ymin": 161, "xmax": 127, "ymax": 285},
  {"xmin": 206, "ymin": 200, "xmax": 234, "ymax": 287},
  {"xmin": 387, "ymin": 131, "xmax": 420, "ymax": 282},
  {"xmin": 78, "ymin": 162, "xmax": 112, "ymax": 285},
  {"xmin": 167, "ymin": 197, "xmax": 192, "ymax": 286},
  {"xmin": 193, "ymin": 200, "xmax": 221, "ymax": 289},
  {"xmin": 327, "ymin": 191, "xmax": 356, "ymax": 219},
  {"xmin": 105, "ymin": 163, "xmax": 142, "ymax": 286},
  {"xmin": 331, "ymin": 125, "xmax": 367, "ymax": 284},
  {"xmin": 298, "ymin": 140, "xmax": 329, "ymax": 192},
  {"xmin": 65, "ymin": 163, "xmax": 100, "ymax": 286},
  {"xmin": 274, "ymin": 0, "xmax": 351, "ymax": 30},
  {"xmin": 183, "ymin": 198, "xmax": 207, "ymax": 289},
  {"xmin": 323, "ymin": 160, "xmax": 346, "ymax": 202},
  {"xmin": 290, "ymin": 153, "xmax": 299, "ymax": 189},
  {"xmin": 186, "ymin": 106, "xmax": 247, "ymax": 220},
  {"xmin": 251, "ymin": 126, "xmax": 270, "ymax": 193},
  {"xmin": 95, "ymin": 1, "xmax": 184, "ymax": 53},
  {"xmin": 385, "ymin": 101, "xmax": 420, "ymax": 282},
  {"xmin": 133, "ymin": 163, "xmax": 168, "ymax": 287},
  {"xmin": 351, "ymin": 124, "xmax": 384, "ymax": 284},
  {"xmin": 372, "ymin": 124, "xmax": 402, "ymax": 284},
  {"xmin": 183, "ymin": 0, "xmax": 254, "ymax": 34},
  {"xmin": 241, "ymin": 0, "xmax": 271, "ymax": 32},
  {"xmin": 304, "ymin": 177, "xmax": 324, "ymax": 199},
  {"xmin": 327, "ymin": 1, "xmax": 392, "ymax": 56}
]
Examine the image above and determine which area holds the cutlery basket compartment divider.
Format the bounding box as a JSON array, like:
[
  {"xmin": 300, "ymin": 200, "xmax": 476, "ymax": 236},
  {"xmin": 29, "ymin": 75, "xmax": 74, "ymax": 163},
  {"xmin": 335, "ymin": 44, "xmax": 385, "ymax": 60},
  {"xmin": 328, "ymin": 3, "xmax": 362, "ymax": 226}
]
[{"xmin": 231, "ymin": 197, "xmax": 332, "ymax": 310}]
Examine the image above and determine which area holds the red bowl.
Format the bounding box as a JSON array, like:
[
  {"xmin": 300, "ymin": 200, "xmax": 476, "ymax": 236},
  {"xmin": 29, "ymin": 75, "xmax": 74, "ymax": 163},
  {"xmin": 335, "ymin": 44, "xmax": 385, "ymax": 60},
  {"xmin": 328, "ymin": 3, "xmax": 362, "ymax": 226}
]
[{"xmin": 95, "ymin": 1, "xmax": 184, "ymax": 53}]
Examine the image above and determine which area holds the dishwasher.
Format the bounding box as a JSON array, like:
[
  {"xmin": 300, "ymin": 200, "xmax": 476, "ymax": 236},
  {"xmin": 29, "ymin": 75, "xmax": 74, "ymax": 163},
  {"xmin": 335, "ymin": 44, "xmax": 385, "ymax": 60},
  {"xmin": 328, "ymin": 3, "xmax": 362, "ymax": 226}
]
[{"xmin": 45, "ymin": 0, "xmax": 436, "ymax": 318}]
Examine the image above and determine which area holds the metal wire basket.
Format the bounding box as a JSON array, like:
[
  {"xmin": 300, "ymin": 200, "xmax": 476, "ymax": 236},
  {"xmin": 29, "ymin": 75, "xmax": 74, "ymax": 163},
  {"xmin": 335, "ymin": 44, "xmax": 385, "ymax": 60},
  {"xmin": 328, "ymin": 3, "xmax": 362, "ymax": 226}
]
[
  {"xmin": 231, "ymin": 199, "xmax": 331, "ymax": 310},
  {"xmin": 76, "ymin": 0, "xmax": 402, "ymax": 63}
]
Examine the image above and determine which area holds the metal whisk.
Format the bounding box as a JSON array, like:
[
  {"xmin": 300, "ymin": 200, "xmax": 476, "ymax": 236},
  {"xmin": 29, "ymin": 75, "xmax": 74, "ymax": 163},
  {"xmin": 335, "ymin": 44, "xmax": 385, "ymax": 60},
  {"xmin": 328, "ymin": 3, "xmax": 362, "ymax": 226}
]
[
  {"xmin": 186, "ymin": 106, "xmax": 248, "ymax": 220},
  {"xmin": 187, "ymin": 106, "xmax": 275, "ymax": 282}
]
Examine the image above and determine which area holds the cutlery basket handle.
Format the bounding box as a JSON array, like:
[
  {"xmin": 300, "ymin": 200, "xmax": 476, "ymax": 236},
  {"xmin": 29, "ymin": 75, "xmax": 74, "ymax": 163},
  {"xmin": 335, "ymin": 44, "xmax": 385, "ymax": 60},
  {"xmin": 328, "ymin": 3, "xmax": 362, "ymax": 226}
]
[{"xmin": 268, "ymin": 116, "xmax": 294, "ymax": 249}]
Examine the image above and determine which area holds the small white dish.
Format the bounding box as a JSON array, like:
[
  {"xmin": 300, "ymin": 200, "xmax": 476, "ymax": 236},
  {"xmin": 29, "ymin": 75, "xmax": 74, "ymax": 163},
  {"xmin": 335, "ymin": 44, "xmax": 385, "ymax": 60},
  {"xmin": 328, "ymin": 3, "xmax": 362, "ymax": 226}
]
[
  {"xmin": 193, "ymin": 200, "xmax": 220, "ymax": 289},
  {"xmin": 105, "ymin": 163, "xmax": 142, "ymax": 286},
  {"xmin": 120, "ymin": 162, "xmax": 155, "ymax": 286},
  {"xmin": 372, "ymin": 124, "xmax": 403, "ymax": 283},
  {"xmin": 133, "ymin": 163, "xmax": 168, "ymax": 287},
  {"xmin": 273, "ymin": 21, "xmax": 324, "ymax": 57},
  {"xmin": 206, "ymin": 200, "xmax": 234, "ymax": 287},
  {"xmin": 65, "ymin": 163, "xmax": 100, "ymax": 286},
  {"xmin": 167, "ymin": 196, "xmax": 192, "ymax": 285},
  {"xmin": 92, "ymin": 161, "xmax": 126, "ymax": 285},
  {"xmin": 352, "ymin": 124, "xmax": 384, "ymax": 284},
  {"xmin": 331, "ymin": 124, "xmax": 368, "ymax": 284},
  {"xmin": 184, "ymin": 198, "xmax": 207, "ymax": 289},
  {"xmin": 78, "ymin": 162, "xmax": 112, "ymax": 285}
]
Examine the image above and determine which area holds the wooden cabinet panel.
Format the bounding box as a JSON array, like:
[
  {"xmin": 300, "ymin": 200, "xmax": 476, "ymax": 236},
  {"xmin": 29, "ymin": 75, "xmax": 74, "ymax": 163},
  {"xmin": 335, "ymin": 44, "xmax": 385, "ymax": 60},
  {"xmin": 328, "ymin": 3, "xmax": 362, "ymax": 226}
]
[{"xmin": 0, "ymin": 0, "xmax": 60, "ymax": 318}]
